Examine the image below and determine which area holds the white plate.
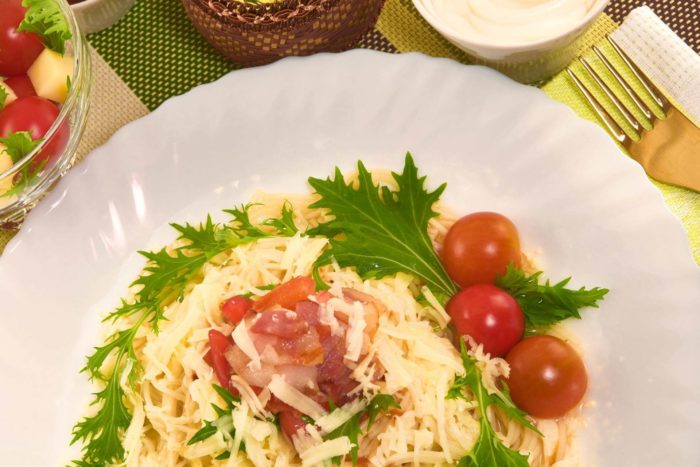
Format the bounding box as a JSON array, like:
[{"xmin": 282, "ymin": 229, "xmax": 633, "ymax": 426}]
[{"xmin": 1, "ymin": 51, "xmax": 698, "ymax": 466}]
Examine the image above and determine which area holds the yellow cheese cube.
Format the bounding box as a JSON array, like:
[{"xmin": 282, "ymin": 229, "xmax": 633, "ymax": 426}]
[
  {"xmin": 27, "ymin": 48, "xmax": 74, "ymax": 104},
  {"xmin": 0, "ymin": 145, "xmax": 16, "ymax": 206},
  {"xmin": 1, "ymin": 81, "xmax": 17, "ymax": 108}
]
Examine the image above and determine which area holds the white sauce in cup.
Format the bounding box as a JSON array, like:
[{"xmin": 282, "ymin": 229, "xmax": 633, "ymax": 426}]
[{"xmin": 430, "ymin": 0, "xmax": 596, "ymax": 45}]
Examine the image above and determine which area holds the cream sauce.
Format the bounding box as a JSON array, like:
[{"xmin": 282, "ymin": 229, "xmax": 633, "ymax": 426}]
[{"xmin": 431, "ymin": 0, "xmax": 597, "ymax": 45}]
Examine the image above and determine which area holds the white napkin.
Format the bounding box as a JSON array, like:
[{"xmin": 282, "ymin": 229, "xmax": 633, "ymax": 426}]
[{"xmin": 610, "ymin": 6, "xmax": 700, "ymax": 125}]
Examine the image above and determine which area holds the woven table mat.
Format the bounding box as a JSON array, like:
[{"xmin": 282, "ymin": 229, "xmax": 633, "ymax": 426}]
[{"xmin": 1, "ymin": 0, "xmax": 698, "ymax": 262}]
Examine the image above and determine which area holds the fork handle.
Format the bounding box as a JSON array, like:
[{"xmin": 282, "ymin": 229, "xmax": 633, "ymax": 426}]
[{"xmin": 628, "ymin": 107, "xmax": 700, "ymax": 192}]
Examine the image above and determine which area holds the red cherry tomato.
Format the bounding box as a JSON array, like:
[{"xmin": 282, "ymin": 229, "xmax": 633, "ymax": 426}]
[
  {"xmin": 221, "ymin": 295, "xmax": 252, "ymax": 325},
  {"xmin": 447, "ymin": 284, "xmax": 524, "ymax": 357},
  {"xmin": 0, "ymin": 96, "xmax": 69, "ymax": 167},
  {"xmin": 202, "ymin": 349, "xmax": 213, "ymax": 368},
  {"xmin": 442, "ymin": 212, "xmax": 522, "ymax": 288},
  {"xmin": 252, "ymin": 276, "xmax": 315, "ymax": 312},
  {"xmin": 207, "ymin": 329, "xmax": 238, "ymax": 395},
  {"xmin": 506, "ymin": 335, "xmax": 588, "ymax": 419},
  {"xmin": 0, "ymin": 0, "xmax": 44, "ymax": 76},
  {"xmin": 4, "ymin": 74, "xmax": 36, "ymax": 98},
  {"xmin": 279, "ymin": 410, "xmax": 308, "ymax": 439}
]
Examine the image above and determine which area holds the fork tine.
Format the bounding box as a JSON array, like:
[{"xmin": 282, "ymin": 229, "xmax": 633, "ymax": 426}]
[
  {"xmin": 592, "ymin": 45, "xmax": 653, "ymax": 121},
  {"xmin": 579, "ymin": 56, "xmax": 642, "ymax": 132},
  {"xmin": 608, "ymin": 36, "xmax": 668, "ymax": 110},
  {"xmin": 566, "ymin": 69, "xmax": 631, "ymax": 146}
]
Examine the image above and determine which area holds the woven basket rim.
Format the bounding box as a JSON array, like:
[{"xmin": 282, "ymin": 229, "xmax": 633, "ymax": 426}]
[{"xmin": 191, "ymin": 0, "xmax": 343, "ymax": 29}]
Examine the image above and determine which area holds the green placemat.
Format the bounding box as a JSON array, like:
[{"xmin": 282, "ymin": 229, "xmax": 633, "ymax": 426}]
[{"xmin": 89, "ymin": 0, "xmax": 235, "ymax": 110}]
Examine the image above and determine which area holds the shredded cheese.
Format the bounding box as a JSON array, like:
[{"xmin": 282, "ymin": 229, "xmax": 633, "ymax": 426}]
[
  {"xmin": 436, "ymin": 371, "xmax": 453, "ymax": 463},
  {"xmin": 299, "ymin": 437, "xmax": 353, "ymax": 466},
  {"xmin": 421, "ymin": 285, "xmax": 451, "ymax": 329},
  {"xmin": 375, "ymin": 336, "xmax": 415, "ymax": 390},
  {"xmin": 268, "ymin": 374, "xmax": 328, "ymax": 421},
  {"xmin": 315, "ymin": 398, "xmax": 367, "ymax": 434},
  {"xmin": 279, "ymin": 234, "xmax": 328, "ymax": 281},
  {"xmin": 344, "ymin": 301, "xmax": 366, "ymax": 362},
  {"xmin": 230, "ymin": 402, "xmax": 249, "ymax": 458},
  {"xmin": 232, "ymin": 320, "xmax": 262, "ymax": 371},
  {"xmin": 101, "ymin": 193, "xmax": 582, "ymax": 467},
  {"xmin": 319, "ymin": 301, "xmax": 342, "ymax": 337},
  {"xmin": 230, "ymin": 375, "xmax": 271, "ymax": 420}
]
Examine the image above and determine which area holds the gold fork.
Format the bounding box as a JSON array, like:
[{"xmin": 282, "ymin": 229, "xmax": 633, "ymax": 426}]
[{"xmin": 567, "ymin": 36, "xmax": 700, "ymax": 192}]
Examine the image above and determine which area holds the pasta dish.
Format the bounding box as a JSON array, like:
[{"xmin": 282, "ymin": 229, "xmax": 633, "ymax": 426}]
[{"xmin": 71, "ymin": 155, "xmax": 607, "ymax": 466}]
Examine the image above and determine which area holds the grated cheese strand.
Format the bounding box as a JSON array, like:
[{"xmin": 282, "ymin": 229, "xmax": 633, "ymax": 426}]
[
  {"xmin": 315, "ymin": 398, "xmax": 368, "ymax": 434},
  {"xmin": 268, "ymin": 374, "xmax": 328, "ymax": 421},
  {"xmin": 344, "ymin": 301, "xmax": 366, "ymax": 362},
  {"xmin": 300, "ymin": 437, "xmax": 353, "ymax": 466},
  {"xmin": 232, "ymin": 320, "xmax": 262, "ymax": 371}
]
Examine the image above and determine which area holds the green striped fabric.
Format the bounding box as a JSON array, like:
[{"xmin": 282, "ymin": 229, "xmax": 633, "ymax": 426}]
[{"xmin": 89, "ymin": 0, "xmax": 236, "ymax": 110}]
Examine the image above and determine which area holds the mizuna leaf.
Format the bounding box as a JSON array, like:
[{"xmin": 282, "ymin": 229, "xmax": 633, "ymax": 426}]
[
  {"xmin": 19, "ymin": 0, "xmax": 72, "ymax": 54},
  {"xmin": 448, "ymin": 340, "xmax": 536, "ymax": 467},
  {"xmin": 496, "ymin": 264, "xmax": 609, "ymax": 332},
  {"xmin": 308, "ymin": 153, "xmax": 457, "ymax": 301}
]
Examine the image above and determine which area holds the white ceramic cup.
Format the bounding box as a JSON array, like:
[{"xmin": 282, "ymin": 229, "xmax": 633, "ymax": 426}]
[
  {"xmin": 71, "ymin": 0, "xmax": 136, "ymax": 34},
  {"xmin": 413, "ymin": 0, "xmax": 610, "ymax": 83}
]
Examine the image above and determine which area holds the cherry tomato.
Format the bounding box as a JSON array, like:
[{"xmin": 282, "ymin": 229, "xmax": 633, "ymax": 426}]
[
  {"xmin": 313, "ymin": 290, "xmax": 333, "ymax": 304},
  {"xmin": 221, "ymin": 295, "xmax": 252, "ymax": 325},
  {"xmin": 442, "ymin": 212, "xmax": 522, "ymax": 287},
  {"xmin": 0, "ymin": 0, "xmax": 44, "ymax": 76},
  {"xmin": 252, "ymin": 276, "xmax": 315, "ymax": 312},
  {"xmin": 207, "ymin": 329, "xmax": 238, "ymax": 395},
  {"xmin": 202, "ymin": 349, "xmax": 213, "ymax": 367},
  {"xmin": 4, "ymin": 74, "xmax": 36, "ymax": 98},
  {"xmin": 506, "ymin": 335, "xmax": 588, "ymax": 419},
  {"xmin": 0, "ymin": 96, "xmax": 69, "ymax": 167},
  {"xmin": 447, "ymin": 284, "xmax": 524, "ymax": 357},
  {"xmin": 279, "ymin": 410, "xmax": 308, "ymax": 439}
]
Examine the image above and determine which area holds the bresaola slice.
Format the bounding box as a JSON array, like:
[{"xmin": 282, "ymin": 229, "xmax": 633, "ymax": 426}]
[
  {"xmin": 212, "ymin": 285, "xmax": 381, "ymax": 448},
  {"xmin": 251, "ymin": 310, "xmax": 310, "ymax": 338},
  {"xmin": 317, "ymin": 334, "xmax": 358, "ymax": 406}
]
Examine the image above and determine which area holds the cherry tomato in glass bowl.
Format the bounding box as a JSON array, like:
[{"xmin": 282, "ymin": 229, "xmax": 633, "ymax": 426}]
[
  {"xmin": 506, "ymin": 335, "xmax": 588, "ymax": 419},
  {"xmin": 0, "ymin": 0, "xmax": 45, "ymax": 77},
  {"xmin": 4, "ymin": 75, "xmax": 37, "ymax": 98},
  {"xmin": 442, "ymin": 212, "xmax": 522, "ymax": 288},
  {"xmin": 447, "ymin": 284, "xmax": 524, "ymax": 357},
  {"xmin": 0, "ymin": 96, "xmax": 69, "ymax": 168}
]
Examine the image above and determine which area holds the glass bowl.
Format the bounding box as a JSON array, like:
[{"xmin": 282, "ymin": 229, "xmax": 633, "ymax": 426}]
[{"xmin": 0, "ymin": 0, "xmax": 91, "ymax": 229}]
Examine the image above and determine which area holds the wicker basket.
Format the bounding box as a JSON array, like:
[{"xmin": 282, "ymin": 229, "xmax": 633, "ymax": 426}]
[{"xmin": 182, "ymin": 0, "xmax": 386, "ymax": 67}]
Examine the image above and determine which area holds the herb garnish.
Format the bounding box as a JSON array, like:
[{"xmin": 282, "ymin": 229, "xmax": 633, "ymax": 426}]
[
  {"xmin": 308, "ymin": 154, "xmax": 608, "ymax": 326},
  {"xmin": 448, "ymin": 339, "xmax": 538, "ymax": 467},
  {"xmin": 70, "ymin": 205, "xmax": 297, "ymax": 465},
  {"xmin": 263, "ymin": 200, "xmax": 299, "ymax": 236},
  {"xmin": 0, "ymin": 131, "xmax": 40, "ymax": 163},
  {"xmin": 0, "ymin": 132, "xmax": 44, "ymax": 198},
  {"xmin": 309, "ymin": 153, "xmax": 458, "ymax": 303},
  {"xmin": 321, "ymin": 394, "xmax": 399, "ymax": 466},
  {"xmin": 0, "ymin": 86, "xmax": 7, "ymax": 109},
  {"xmin": 19, "ymin": 0, "xmax": 72, "ymax": 54},
  {"xmin": 187, "ymin": 384, "xmax": 245, "ymax": 460},
  {"xmin": 497, "ymin": 265, "xmax": 609, "ymax": 333}
]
